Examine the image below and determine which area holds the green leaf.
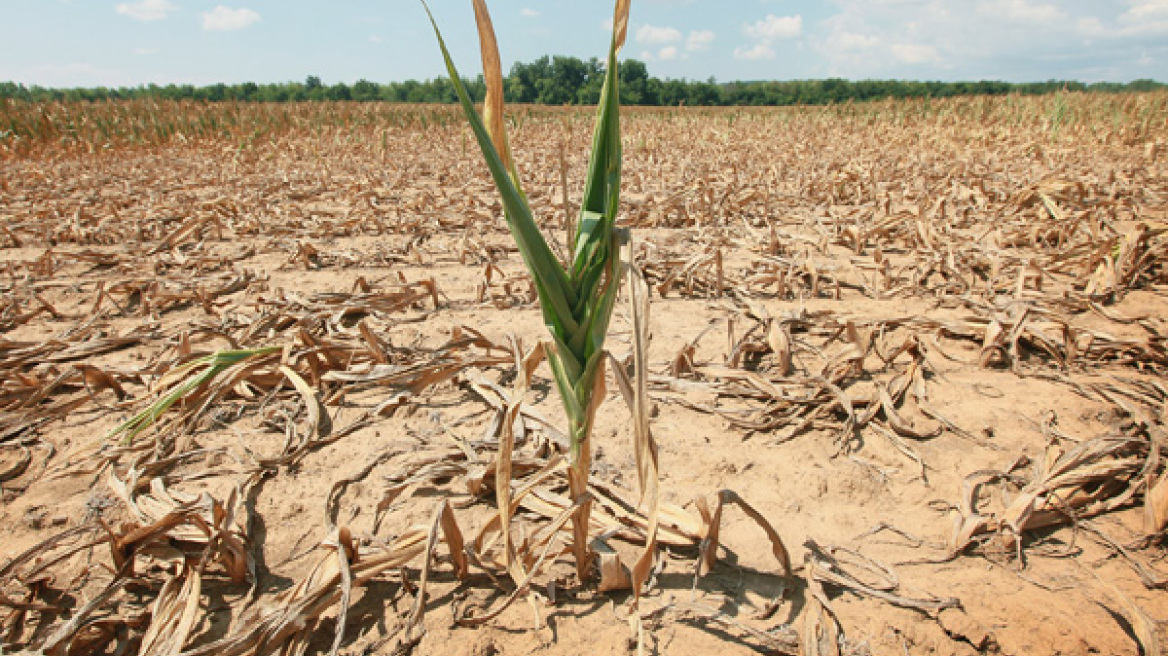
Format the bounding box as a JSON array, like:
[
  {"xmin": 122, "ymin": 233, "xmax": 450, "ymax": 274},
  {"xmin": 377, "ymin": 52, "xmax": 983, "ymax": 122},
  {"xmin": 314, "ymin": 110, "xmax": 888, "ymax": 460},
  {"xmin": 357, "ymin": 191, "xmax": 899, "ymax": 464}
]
[
  {"xmin": 573, "ymin": 45, "xmax": 623, "ymax": 275},
  {"xmin": 422, "ymin": 2, "xmax": 578, "ymax": 335},
  {"xmin": 425, "ymin": 0, "xmax": 629, "ymax": 463}
]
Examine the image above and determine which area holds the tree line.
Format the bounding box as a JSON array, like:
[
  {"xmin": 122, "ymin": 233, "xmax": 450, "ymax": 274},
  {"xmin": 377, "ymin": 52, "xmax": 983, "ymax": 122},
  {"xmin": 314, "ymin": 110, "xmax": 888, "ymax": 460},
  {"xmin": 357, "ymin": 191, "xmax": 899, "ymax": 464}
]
[{"xmin": 1, "ymin": 55, "xmax": 1163, "ymax": 105}]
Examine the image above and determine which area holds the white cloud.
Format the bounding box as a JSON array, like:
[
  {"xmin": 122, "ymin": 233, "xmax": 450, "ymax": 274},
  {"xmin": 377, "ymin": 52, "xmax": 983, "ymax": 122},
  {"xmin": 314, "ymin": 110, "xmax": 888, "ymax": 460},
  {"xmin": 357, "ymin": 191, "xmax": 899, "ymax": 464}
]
[
  {"xmin": 631, "ymin": 26, "xmax": 706, "ymax": 62},
  {"xmin": 1072, "ymin": 2, "xmax": 1168, "ymax": 37},
  {"xmin": 1123, "ymin": 0, "xmax": 1168, "ymax": 21},
  {"xmin": 686, "ymin": 30, "xmax": 715, "ymax": 51},
  {"xmin": 744, "ymin": 14, "xmax": 803, "ymax": 40},
  {"xmin": 201, "ymin": 5, "xmax": 260, "ymax": 31},
  {"xmin": 978, "ymin": 0, "xmax": 1064, "ymax": 24},
  {"xmin": 115, "ymin": 0, "xmax": 177, "ymax": 22},
  {"xmin": 831, "ymin": 31, "xmax": 880, "ymax": 51},
  {"xmin": 1117, "ymin": 0, "xmax": 1168, "ymax": 34},
  {"xmin": 816, "ymin": 0, "xmax": 1168, "ymax": 80},
  {"xmin": 890, "ymin": 43, "xmax": 939, "ymax": 64},
  {"xmin": 642, "ymin": 45, "xmax": 685, "ymax": 61},
  {"xmin": 520, "ymin": 8, "xmax": 539, "ymax": 18},
  {"xmin": 735, "ymin": 14, "xmax": 800, "ymax": 60},
  {"xmin": 734, "ymin": 42, "xmax": 776, "ymax": 60},
  {"xmin": 813, "ymin": 3, "xmax": 948, "ymax": 75},
  {"xmin": 1075, "ymin": 16, "xmax": 1105, "ymax": 35},
  {"xmin": 636, "ymin": 24, "xmax": 683, "ymax": 44},
  {"xmin": 369, "ymin": 35, "xmax": 383, "ymax": 44},
  {"xmin": 133, "ymin": 47, "xmax": 160, "ymax": 56}
]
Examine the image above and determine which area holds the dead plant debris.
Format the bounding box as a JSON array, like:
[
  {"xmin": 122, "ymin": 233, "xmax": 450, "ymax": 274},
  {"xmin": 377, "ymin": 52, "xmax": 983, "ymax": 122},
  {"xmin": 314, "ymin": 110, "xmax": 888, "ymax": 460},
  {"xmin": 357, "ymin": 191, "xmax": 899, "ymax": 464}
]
[{"xmin": 1, "ymin": 94, "xmax": 1166, "ymax": 656}]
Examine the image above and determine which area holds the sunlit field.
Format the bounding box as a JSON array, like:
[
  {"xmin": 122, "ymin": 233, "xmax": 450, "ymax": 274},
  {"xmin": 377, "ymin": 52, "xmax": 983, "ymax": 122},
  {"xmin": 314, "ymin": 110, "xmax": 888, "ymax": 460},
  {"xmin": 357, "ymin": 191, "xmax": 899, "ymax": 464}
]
[{"xmin": 1, "ymin": 92, "xmax": 1165, "ymax": 656}]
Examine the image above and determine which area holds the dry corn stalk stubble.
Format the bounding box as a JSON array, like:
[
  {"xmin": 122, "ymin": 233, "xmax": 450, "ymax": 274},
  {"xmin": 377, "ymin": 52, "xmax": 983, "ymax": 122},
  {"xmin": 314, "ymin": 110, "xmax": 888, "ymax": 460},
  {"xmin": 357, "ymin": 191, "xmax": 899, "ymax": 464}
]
[{"xmin": 0, "ymin": 44, "xmax": 1165, "ymax": 656}]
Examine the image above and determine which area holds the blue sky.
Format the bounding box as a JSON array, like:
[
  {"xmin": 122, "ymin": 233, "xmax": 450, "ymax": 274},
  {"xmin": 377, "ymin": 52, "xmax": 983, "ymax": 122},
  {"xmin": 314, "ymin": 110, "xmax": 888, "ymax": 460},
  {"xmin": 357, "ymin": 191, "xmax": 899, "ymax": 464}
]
[{"xmin": 2, "ymin": 1, "xmax": 1166, "ymax": 88}]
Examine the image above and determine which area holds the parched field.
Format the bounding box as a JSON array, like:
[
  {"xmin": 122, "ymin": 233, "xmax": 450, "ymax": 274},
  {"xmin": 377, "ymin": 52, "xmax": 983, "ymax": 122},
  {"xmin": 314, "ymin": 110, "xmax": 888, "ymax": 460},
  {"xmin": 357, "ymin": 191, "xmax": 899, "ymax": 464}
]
[{"xmin": 1, "ymin": 94, "xmax": 1167, "ymax": 656}]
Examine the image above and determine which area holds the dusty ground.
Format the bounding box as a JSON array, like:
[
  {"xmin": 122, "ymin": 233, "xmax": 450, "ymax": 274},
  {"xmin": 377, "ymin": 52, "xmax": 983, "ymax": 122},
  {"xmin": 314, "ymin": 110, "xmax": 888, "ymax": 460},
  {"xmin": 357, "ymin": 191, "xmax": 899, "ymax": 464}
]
[{"xmin": 1, "ymin": 98, "xmax": 1167, "ymax": 656}]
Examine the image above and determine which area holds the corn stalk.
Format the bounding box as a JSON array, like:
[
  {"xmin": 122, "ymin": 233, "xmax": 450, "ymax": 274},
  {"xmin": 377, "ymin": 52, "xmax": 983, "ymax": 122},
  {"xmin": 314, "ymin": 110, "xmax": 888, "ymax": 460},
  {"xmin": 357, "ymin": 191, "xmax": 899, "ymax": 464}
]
[{"xmin": 424, "ymin": 0, "xmax": 631, "ymax": 582}]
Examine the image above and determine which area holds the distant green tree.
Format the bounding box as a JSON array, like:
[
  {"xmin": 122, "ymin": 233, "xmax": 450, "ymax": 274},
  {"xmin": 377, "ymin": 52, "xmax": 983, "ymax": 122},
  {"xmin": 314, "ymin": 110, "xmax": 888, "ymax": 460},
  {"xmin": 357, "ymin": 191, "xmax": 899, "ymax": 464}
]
[
  {"xmin": 508, "ymin": 55, "xmax": 551, "ymax": 103},
  {"xmin": 532, "ymin": 55, "xmax": 587, "ymax": 104},
  {"xmin": 573, "ymin": 57, "xmax": 605, "ymax": 104},
  {"xmin": 620, "ymin": 58, "xmax": 650, "ymax": 105},
  {"xmin": 1, "ymin": 57, "xmax": 1162, "ymax": 105},
  {"xmin": 353, "ymin": 79, "xmax": 379, "ymax": 101},
  {"xmin": 689, "ymin": 79, "xmax": 721, "ymax": 105},
  {"xmin": 659, "ymin": 78, "xmax": 687, "ymax": 106},
  {"xmin": 236, "ymin": 82, "xmax": 259, "ymax": 100},
  {"xmin": 0, "ymin": 81, "xmax": 29, "ymax": 100},
  {"xmin": 1127, "ymin": 79, "xmax": 1162, "ymax": 92},
  {"xmin": 204, "ymin": 82, "xmax": 227, "ymax": 102}
]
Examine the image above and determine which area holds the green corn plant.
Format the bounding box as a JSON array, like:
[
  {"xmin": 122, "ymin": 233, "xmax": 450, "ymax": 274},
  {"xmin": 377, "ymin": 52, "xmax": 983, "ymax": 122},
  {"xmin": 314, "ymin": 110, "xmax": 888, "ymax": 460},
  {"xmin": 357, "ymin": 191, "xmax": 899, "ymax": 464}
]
[{"xmin": 424, "ymin": 0, "xmax": 631, "ymax": 582}]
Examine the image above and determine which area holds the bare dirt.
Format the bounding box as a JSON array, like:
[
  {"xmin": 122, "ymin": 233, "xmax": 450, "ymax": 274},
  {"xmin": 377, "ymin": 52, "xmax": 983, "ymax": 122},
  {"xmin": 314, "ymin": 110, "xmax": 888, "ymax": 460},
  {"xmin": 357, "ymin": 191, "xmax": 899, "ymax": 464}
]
[{"xmin": 1, "ymin": 98, "xmax": 1167, "ymax": 656}]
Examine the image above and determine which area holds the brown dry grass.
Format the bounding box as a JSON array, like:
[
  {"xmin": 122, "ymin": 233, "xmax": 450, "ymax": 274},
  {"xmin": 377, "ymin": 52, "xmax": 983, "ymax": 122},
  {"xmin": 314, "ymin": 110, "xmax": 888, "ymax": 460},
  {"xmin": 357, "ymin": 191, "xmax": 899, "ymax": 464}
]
[{"xmin": 1, "ymin": 93, "xmax": 1166, "ymax": 656}]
